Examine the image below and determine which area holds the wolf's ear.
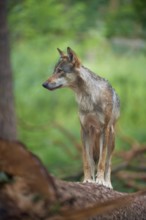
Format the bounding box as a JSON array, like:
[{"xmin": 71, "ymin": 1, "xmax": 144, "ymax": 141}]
[
  {"xmin": 57, "ymin": 48, "xmax": 65, "ymax": 58},
  {"xmin": 67, "ymin": 47, "xmax": 80, "ymax": 67}
]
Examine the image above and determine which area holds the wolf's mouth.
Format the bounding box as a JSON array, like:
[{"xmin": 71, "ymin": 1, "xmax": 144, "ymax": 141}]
[
  {"xmin": 42, "ymin": 83, "xmax": 62, "ymax": 91},
  {"xmin": 47, "ymin": 84, "xmax": 62, "ymax": 90}
]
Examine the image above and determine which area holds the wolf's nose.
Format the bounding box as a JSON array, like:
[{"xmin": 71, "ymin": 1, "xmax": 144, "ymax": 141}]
[{"xmin": 42, "ymin": 82, "xmax": 48, "ymax": 88}]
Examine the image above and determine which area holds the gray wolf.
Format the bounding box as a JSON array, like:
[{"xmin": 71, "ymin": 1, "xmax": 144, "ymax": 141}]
[{"xmin": 42, "ymin": 47, "xmax": 120, "ymax": 188}]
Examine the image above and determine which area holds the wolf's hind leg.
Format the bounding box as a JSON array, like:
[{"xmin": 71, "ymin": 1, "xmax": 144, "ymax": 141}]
[{"xmin": 104, "ymin": 125, "xmax": 115, "ymax": 189}]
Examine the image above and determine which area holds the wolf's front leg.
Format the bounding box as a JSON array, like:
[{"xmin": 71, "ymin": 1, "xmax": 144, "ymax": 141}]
[
  {"xmin": 96, "ymin": 132, "xmax": 107, "ymax": 186},
  {"xmin": 81, "ymin": 129, "xmax": 95, "ymax": 183}
]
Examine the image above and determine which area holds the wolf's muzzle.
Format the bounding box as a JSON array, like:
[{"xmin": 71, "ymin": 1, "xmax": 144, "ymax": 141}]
[
  {"xmin": 42, "ymin": 82, "xmax": 62, "ymax": 90},
  {"xmin": 42, "ymin": 82, "xmax": 48, "ymax": 89}
]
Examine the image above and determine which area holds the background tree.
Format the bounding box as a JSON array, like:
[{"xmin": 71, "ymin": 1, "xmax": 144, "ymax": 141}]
[{"xmin": 0, "ymin": 1, "xmax": 17, "ymax": 140}]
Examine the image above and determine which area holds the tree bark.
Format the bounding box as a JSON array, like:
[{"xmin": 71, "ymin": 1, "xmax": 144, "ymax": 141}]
[
  {"xmin": 0, "ymin": 1, "xmax": 17, "ymax": 140},
  {"xmin": 0, "ymin": 139, "xmax": 146, "ymax": 220}
]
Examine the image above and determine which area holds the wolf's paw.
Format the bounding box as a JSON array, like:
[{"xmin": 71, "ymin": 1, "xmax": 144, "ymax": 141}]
[
  {"xmin": 104, "ymin": 181, "xmax": 113, "ymax": 189},
  {"xmin": 83, "ymin": 179, "xmax": 95, "ymax": 183},
  {"xmin": 96, "ymin": 177, "xmax": 106, "ymax": 186},
  {"xmin": 96, "ymin": 178, "xmax": 113, "ymax": 189}
]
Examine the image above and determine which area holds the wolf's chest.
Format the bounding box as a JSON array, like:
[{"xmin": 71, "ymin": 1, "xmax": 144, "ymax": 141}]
[
  {"xmin": 76, "ymin": 94, "xmax": 95, "ymax": 112},
  {"xmin": 76, "ymin": 94, "xmax": 104, "ymax": 124}
]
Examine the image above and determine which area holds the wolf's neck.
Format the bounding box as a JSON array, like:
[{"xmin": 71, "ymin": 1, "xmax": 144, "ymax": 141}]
[
  {"xmin": 74, "ymin": 65, "xmax": 100, "ymax": 93},
  {"xmin": 79, "ymin": 66, "xmax": 91, "ymax": 80},
  {"xmin": 79, "ymin": 66, "xmax": 96, "ymax": 84},
  {"xmin": 74, "ymin": 66, "xmax": 100, "ymax": 110}
]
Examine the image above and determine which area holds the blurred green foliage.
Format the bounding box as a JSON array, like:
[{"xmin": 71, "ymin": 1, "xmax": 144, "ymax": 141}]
[
  {"xmin": 8, "ymin": 0, "xmax": 146, "ymax": 191},
  {"xmin": 9, "ymin": 0, "xmax": 86, "ymax": 39},
  {"xmin": 8, "ymin": 0, "xmax": 146, "ymax": 40},
  {"xmin": 106, "ymin": 5, "xmax": 137, "ymax": 38}
]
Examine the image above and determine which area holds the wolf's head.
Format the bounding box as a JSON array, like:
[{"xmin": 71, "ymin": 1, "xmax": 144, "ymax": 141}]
[{"xmin": 42, "ymin": 47, "xmax": 81, "ymax": 91}]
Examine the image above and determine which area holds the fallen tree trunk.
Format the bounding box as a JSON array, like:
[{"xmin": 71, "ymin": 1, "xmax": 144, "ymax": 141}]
[{"xmin": 0, "ymin": 139, "xmax": 146, "ymax": 220}]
